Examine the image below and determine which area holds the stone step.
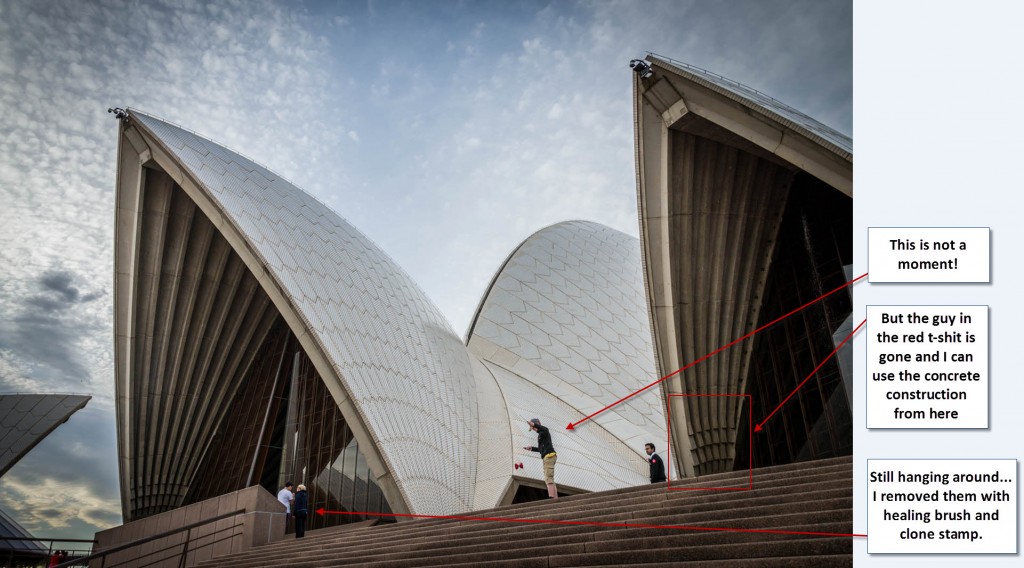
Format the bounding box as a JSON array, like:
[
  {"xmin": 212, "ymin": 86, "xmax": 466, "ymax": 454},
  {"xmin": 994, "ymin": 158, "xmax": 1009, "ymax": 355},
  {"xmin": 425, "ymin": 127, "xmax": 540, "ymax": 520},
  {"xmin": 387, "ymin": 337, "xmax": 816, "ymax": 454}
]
[
  {"xmin": 482, "ymin": 466, "xmax": 853, "ymax": 520},
  {"xmin": 204, "ymin": 494, "xmax": 851, "ymax": 567},
  {"xmin": 391, "ymin": 457, "xmax": 851, "ymax": 526},
  {"xmin": 194, "ymin": 457, "xmax": 855, "ymax": 568},
  {"xmin": 559, "ymin": 555, "xmax": 852, "ymax": 568},
  {"xmin": 477, "ymin": 457, "xmax": 851, "ymax": 516},
  {"xmin": 548, "ymin": 537, "xmax": 852, "ymax": 567},
  {"xmin": 265, "ymin": 535, "xmax": 853, "ymax": 568},
  {"xmin": 270, "ymin": 474, "xmax": 847, "ymax": 556},
  {"xmin": 213, "ymin": 489, "xmax": 852, "ymax": 563},
  {"xmin": 225, "ymin": 467, "xmax": 851, "ymax": 560},
  {"xmin": 287, "ymin": 520, "xmax": 855, "ymax": 568},
  {"xmin": 202, "ymin": 506, "xmax": 853, "ymax": 568}
]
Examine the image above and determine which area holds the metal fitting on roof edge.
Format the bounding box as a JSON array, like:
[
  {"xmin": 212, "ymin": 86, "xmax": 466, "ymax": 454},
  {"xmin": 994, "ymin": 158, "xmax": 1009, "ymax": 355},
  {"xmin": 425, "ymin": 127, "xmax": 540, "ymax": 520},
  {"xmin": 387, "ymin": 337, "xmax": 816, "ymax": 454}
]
[{"xmin": 108, "ymin": 107, "xmax": 130, "ymax": 122}]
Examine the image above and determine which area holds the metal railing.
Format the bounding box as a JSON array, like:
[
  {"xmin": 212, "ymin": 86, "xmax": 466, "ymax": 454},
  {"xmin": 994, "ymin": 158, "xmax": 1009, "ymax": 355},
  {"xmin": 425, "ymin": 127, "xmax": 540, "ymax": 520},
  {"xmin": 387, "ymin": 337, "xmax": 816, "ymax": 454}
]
[
  {"xmin": 52, "ymin": 509, "xmax": 247, "ymax": 568},
  {"xmin": 1, "ymin": 536, "xmax": 96, "ymax": 568}
]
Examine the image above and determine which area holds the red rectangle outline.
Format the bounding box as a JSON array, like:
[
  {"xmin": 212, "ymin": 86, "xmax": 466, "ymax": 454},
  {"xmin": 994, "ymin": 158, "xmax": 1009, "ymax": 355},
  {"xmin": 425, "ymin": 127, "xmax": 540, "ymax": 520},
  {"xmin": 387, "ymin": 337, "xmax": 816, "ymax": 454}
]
[{"xmin": 666, "ymin": 393, "xmax": 752, "ymax": 491}]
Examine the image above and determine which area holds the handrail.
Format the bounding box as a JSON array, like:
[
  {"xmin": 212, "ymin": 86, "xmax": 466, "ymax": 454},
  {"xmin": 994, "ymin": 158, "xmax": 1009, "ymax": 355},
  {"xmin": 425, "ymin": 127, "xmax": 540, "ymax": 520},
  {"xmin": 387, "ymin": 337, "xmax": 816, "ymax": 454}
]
[
  {"xmin": 112, "ymin": 521, "xmax": 237, "ymax": 568},
  {"xmin": 0, "ymin": 537, "xmax": 96, "ymax": 543},
  {"xmin": 53, "ymin": 508, "xmax": 245, "ymax": 568},
  {"xmin": 0, "ymin": 536, "xmax": 97, "ymax": 565}
]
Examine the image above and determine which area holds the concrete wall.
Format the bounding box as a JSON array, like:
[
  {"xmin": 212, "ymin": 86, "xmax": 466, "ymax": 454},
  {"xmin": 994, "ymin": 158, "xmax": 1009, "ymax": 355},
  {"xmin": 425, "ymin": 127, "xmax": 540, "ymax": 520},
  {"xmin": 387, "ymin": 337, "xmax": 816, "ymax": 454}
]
[{"xmin": 91, "ymin": 486, "xmax": 285, "ymax": 568}]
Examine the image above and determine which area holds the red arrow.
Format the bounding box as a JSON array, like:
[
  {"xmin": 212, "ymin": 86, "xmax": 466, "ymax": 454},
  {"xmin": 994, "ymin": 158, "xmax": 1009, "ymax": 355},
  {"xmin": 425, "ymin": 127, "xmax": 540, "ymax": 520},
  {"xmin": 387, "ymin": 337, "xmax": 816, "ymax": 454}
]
[
  {"xmin": 567, "ymin": 273, "xmax": 867, "ymax": 430},
  {"xmin": 755, "ymin": 318, "xmax": 866, "ymax": 432},
  {"xmin": 316, "ymin": 509, "xmax": 866, "ymax": 538}
]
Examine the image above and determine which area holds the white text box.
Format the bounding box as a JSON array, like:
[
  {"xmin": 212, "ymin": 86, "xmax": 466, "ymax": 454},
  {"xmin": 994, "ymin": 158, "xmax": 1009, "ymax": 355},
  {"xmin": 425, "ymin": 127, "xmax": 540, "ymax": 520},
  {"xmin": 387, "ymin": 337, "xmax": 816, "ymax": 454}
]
[
  {"xmin": 866, "ymin": 306, "xmax": 988, "ymax": 428},
  {"xmin": 868, "ymin": 459, "xmax": 1018, "ymax": 554},
  {"xmin": 868, "ymin": 227, "xmax": 990, "ymax": 282}
]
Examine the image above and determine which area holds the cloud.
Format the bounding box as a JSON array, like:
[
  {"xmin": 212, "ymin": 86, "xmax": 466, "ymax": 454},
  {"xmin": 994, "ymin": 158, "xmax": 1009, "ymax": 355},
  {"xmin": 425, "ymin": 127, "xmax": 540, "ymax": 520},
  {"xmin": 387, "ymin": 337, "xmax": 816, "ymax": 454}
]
[
  {"xmin": 359, "ymin": 0, "xmax": 851, "ymax": 336},
  {"xmin": 37, "ymin": 270, "xmax": 101, "ymax": 306},
  {"xmin": 0, "ymin": 475, "xmax": 121, "ymax": 532},
  {"xmin": 0, "ymin": 267, "xmax": 104, "ymax": 389},
  {"xmin": 362, "ymin": 7, "xmax": 642, "ymax": 332},
  {"xmin": 0, "ymin": 0, "xmax": 341, "ymax": 388},
  {"xmin": 0, "ymin": 406, "xmax": 121, "ymax": 537},
  {"xmin": 0, "ymin": 0, "xmax": 341, "ymax": 537}
]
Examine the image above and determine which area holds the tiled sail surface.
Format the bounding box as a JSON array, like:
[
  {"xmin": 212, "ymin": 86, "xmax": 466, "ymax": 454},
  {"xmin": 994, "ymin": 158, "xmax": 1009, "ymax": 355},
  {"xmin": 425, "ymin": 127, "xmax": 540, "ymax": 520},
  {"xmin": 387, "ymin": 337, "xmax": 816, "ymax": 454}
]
[
  {"xmin": 130, "ymin": 111, "xmax": 479, "ymax": 515},
  {"xmin": 467, "ymin": 221, "xmax": 665, "ymax": 467},
  {"xmin": 0, "ymin": 394, "xmax": 90, "ymax": 477},
  {"xmin": 483, "ymin": 361, "xmax": 650, "ymax": 491}
]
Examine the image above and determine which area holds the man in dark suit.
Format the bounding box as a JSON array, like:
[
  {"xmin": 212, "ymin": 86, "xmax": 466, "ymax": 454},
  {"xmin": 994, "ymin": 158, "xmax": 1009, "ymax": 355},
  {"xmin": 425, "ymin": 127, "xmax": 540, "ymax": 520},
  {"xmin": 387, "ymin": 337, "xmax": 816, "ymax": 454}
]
[{"xmin": 645, "ymin": 442, "xmax": 666, "ymax": 483}]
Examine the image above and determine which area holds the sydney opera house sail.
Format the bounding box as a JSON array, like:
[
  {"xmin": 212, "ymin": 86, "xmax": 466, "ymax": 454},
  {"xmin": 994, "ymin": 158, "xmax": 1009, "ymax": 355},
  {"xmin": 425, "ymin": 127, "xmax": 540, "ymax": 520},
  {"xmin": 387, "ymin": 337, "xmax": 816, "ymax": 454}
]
[
  {"xmin": 111, "ymin": 50, "xmax": 853, "ymax": 529},
  {"xmin": 633, "ymin": 55, "xmax": 853, "ymax": 478},
  {"xmin": 467, "ymin": 220, "xmax": 663, "ymax": 503},
  {"xmin": 0, "ymin": 394, "xmax": 90, "ymax": 560},
  {"xmin": 113, "ymin": 110, "xmax": 665, "ymax": 526},
  {"xmin": 0, "ymin": 394, "xmax": 90, "ymax": 477}
]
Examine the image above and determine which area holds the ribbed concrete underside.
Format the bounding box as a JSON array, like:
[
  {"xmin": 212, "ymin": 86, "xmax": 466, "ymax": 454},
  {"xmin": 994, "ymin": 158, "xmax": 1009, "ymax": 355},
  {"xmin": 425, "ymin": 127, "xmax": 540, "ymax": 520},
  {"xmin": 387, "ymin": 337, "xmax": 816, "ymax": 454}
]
[
  {"xmin": 195, "ymin": 456, "xmax": 854, "ymax": 568},
  {"xmin": 122, "ymin": 167, "xmax": 279, "ymax": 517},
  {"xmin": 666, "ymin": 130, "xmax": 792, "ymax": 474},
  {"xmin": 635, "ymin": 56, "xmax": 852, "ymax": 478}
]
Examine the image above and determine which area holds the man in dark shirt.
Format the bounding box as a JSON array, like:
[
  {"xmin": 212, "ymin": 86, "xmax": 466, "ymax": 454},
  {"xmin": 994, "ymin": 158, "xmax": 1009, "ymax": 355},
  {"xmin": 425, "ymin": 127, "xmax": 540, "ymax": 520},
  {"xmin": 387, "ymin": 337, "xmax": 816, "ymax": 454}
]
[
  {"xmin": 523, "ymin": 418, "xmax": 558, "ymax": 499},
  {"xmin": 645, "ymin": 442, "xmax": 667, "ymax": 483},
  {"xmin": 293, "ymin": 484, "xmax": 309, "ymax": 538}
]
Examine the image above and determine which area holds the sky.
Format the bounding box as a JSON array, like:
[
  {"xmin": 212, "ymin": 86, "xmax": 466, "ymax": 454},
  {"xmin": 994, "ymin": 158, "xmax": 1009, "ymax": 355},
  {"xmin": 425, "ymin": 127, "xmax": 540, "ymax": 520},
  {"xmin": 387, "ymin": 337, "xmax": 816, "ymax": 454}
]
[{"xmin": 0, "ymin": 0, "xmax": 851, "ymax": 541}]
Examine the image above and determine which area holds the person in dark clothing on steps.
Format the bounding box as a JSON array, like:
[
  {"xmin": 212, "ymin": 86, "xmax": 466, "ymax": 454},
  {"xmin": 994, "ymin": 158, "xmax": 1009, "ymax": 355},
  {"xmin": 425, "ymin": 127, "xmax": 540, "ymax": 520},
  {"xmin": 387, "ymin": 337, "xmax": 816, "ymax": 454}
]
[
  {"xmin": 523, "ymin": 418, "xmax": 558, "ymax": 498},
  {"xmin": 645, "ymin": 442, "xmax": 667, "ymax": 483},
  {"xmin": 293, "ymin": 484, "xmax": 309, "ymax": 538}
]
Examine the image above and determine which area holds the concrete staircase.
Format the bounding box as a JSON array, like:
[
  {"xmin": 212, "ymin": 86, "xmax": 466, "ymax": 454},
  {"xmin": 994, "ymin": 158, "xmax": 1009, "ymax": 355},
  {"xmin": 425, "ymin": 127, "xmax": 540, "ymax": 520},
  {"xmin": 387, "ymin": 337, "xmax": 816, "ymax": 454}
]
[{"xmin": 196, "ymin": 456, "xmax": 854, "ymax": 567}]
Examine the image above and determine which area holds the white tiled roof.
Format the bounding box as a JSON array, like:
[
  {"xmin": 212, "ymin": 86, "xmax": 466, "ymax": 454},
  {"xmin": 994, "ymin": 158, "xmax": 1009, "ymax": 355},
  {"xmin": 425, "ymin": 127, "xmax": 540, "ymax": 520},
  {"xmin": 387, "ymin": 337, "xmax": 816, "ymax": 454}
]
[
  {"xmin": 467, "ymin": 221, "xmax": 665, "ymax": 491},
  {"xmin": 0, "ymin": 394, "xmax": 90, "ymax": 478},
  {"xmin": 132, "ymin": 111, "xmax": 479, "ymax": 515},
  {"xmin": 0, "ymin": 506, "xmax": 46, "ymax": 554},
  {"xmin": 126, "ymin": 112, "xmax": 665, "ymax": 513}
]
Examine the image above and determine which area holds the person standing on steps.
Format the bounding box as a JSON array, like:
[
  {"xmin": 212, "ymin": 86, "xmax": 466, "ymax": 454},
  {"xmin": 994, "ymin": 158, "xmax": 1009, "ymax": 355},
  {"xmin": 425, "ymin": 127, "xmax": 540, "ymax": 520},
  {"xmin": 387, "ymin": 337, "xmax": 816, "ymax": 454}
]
[
  {"xmin": 293, "ymin": 484, "xmax": 309, "ymax": 538},
  {"xmin": 645, "ymin": 442, "xmax": 667, "ymax": 483},
  {"xmin": 277, "ymin": 481, "xmax": 294, "ymax": 533},
  {"xmin": 523, "ymin": 418, "xmax": 559, "ymax": 499}
]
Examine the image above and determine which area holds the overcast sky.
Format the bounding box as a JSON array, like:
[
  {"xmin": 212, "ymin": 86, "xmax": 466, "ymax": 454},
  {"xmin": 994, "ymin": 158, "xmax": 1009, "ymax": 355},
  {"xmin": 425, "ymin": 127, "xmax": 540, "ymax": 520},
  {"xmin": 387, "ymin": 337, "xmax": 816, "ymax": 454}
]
[{"xmin": 0, "ymin": 0, "xmax": 851, "ymax": 541}]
